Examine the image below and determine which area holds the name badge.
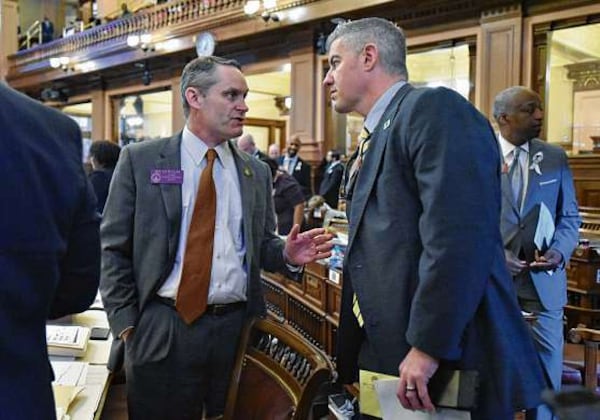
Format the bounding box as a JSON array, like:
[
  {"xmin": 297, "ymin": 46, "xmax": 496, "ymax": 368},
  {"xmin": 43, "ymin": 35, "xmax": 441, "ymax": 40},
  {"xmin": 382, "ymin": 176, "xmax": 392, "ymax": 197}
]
[{"xmin": 150, "ymin": 169, "xmax": 184, "ymax": 184}]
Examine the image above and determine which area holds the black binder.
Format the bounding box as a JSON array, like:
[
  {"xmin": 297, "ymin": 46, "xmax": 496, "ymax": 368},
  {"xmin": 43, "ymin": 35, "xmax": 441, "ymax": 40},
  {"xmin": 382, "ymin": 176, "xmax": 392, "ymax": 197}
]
[{"xmin": 429, "ymin": 369, "xmax": 480, "ymax": 410}]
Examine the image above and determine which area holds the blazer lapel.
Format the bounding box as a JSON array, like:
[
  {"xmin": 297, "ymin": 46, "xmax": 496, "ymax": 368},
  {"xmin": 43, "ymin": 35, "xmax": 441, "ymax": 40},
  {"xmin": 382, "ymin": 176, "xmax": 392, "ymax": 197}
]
[
  {"xmin": 347, "ymin": 84, "xmax": 413, "ymax": 251},
  {"xmin": 230, "ymin": 140, "xmax": 256, "ymax": 263},
  {"xmin": 521, "ymin": 139, "xmax": 543, "ymax": 217},
  {"xmin": 156, "ymin": 134, "xmax": 183, "ymax": 259}
]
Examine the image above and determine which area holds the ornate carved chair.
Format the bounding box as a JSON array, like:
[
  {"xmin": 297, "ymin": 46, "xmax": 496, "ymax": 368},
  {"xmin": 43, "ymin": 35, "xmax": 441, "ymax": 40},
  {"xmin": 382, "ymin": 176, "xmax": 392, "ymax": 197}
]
[{"xmin": 223, "ymin": 317, "xmax": 335, "ymax": 420}]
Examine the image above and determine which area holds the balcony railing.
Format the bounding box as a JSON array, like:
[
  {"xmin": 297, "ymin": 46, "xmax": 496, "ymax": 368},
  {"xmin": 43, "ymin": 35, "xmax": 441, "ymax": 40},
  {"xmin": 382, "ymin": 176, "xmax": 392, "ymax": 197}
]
[
  {"xmin": 7, "ymin": 0, "xmax": 331, "ymax": 86},
  {"xmin": 12, "ymin": 0, "xmax": 249, "ymax": 65}
]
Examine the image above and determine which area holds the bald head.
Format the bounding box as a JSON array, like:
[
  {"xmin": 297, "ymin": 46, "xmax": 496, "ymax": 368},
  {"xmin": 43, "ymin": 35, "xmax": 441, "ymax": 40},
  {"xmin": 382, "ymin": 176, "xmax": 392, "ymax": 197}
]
[
  {"xmin": 493, "ymin": 86, "xmax": 543, "ymax": 145},
  {"xmin": 237, "ymin": 133, "xmax": 256, "ymax": 154},
  {"xmin": 268, "ymin": 143, "xmax": 280, "ymax": 159}
]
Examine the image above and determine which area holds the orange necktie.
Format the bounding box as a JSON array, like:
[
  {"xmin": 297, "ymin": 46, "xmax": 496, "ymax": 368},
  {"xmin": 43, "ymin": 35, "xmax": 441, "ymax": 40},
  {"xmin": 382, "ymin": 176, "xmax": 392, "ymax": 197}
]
[{"xmin": 176, "ymin": 149, "xmax": 217, "ymax": 324}]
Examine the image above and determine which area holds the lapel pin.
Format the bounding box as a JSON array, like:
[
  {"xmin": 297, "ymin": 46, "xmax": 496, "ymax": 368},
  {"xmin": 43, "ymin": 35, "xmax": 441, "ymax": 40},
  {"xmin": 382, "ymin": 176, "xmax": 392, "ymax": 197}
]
[
  {"xmin": 383, "ymin": 119, "xmax": 391, "ymax": 130},
  {"xmin": 243, "ymin": 167, "xmax": 253, "ymax": 177}
]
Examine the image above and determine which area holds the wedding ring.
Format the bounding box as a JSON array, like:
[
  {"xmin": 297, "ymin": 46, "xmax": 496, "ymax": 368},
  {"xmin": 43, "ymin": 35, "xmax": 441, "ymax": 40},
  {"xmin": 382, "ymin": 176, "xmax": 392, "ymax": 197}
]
[{"xmin": 406, "ymin": 385, "xmax": 416, "ymax": 392}]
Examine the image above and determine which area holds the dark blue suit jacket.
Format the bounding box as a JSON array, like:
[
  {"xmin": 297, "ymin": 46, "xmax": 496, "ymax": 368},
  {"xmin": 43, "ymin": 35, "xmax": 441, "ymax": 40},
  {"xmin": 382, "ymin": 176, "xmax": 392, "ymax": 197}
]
[
  {"xmin": 0, "ymin": 84, "xmax": 100, "ymax": 420},
  {"xmin": 337, "ymin": 84, "xmax": 545, "ymax": 417}
]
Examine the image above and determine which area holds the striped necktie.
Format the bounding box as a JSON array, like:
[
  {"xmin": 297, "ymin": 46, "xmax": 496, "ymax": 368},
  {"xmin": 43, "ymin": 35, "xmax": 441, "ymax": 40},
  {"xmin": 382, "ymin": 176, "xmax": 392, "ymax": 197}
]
[
  {"xmin": 509, "ymin": 147, "xmax": 524, "ymax": 210},
  {"xmin": 344, "ymin": 127, "xmax": 372, "ymax": 327},
  {"xmin": 353, "ymin": 293, "xmax": 364, "ymax": 328},
  {"xmin": 342, "ymin": 126, "xmax": 371, "ymax": 199}
]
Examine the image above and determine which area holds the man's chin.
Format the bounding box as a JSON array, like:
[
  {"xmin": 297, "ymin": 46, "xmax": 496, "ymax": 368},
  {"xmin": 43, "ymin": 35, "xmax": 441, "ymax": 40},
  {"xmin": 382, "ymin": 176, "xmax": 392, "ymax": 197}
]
[{"xmin": 333, "ymin": 101, "xmax": 350, "ymax": 114}]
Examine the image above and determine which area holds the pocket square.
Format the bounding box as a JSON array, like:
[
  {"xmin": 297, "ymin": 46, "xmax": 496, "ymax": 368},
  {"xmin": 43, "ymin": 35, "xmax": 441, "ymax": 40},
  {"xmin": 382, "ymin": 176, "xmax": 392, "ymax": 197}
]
[{"xmin": 539, "ymin": 179, "xmax": 558, "ymax": 186}]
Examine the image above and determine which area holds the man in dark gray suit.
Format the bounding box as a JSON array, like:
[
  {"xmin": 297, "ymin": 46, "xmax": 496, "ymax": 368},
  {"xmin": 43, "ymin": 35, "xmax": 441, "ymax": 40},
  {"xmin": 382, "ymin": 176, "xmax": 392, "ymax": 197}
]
[
  {"xmin": 323, "ymin": 18, "xmax": 545, "ymax": 418},
  {"xmin": 100, "ymin": 56, "xmax": 333, "ymax": 420},
  {"xmin": 0, "ymin": 83, "xmax": 100, "ymax": 420},
  {"xmin": 495, "ymin": 86, "xmax": 581, "ymax": 420}
]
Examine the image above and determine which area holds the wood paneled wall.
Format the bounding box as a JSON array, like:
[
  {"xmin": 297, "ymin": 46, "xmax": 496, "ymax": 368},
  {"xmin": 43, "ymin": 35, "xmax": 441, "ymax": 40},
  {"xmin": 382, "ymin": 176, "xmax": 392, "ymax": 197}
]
[{"xmin": 569, "ymin": 154, "xmax": 600, "ymax": 208}]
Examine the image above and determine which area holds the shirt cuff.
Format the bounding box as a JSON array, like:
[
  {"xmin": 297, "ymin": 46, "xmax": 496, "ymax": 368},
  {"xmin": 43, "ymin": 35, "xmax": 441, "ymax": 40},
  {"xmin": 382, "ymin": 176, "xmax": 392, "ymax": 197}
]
[
  {"xmin": 118, "ymin": 326, "xmax": 134, "ymax": 339},
  {"xmin": 283, "ymin": 249, "xmax": 303, "ymax": 272},
  {"xmin": 286, "ymin": 262, "xmax": 302, "ymax": 273}
]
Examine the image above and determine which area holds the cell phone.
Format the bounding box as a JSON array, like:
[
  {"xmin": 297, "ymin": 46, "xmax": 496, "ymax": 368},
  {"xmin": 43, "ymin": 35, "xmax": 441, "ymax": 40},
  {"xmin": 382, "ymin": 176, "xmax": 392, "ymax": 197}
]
[{"xmin": 90, "ymin": 327, "xmax": 111, "ymax": 340}]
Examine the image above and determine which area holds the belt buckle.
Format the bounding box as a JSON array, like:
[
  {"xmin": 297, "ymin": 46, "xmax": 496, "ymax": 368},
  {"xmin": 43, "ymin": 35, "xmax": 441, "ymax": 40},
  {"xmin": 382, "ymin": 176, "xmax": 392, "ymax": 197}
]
[{"xmin": 210, "ymin": 304, "xmax": 227, "ymax": 316}]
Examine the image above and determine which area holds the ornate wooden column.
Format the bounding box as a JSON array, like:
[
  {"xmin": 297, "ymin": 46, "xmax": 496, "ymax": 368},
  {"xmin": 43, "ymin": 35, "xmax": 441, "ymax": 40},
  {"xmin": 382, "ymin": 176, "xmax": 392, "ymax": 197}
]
[
  {"xmin": 477, "ymin": 4, "xmax": 523, "ymax": 118},
  {"xmin": 91, "ymin": 89, "xmax": 107, "ymax": 141},
  {"xmin": 0, "ymin": 0, "xmax": 18, "ymax": 81},
  {"xmin": 288, "ymin": 29, "xmax": 321, "ymax": 164},
  {"xmin": 171, "ymin": 76, "xmax": 184, "ymax": 134}
]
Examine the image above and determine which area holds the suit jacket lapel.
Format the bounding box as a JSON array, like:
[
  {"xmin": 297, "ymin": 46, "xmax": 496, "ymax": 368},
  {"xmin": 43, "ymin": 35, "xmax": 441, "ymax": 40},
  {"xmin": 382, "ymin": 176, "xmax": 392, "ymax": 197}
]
[
  {"xmin": 521, "ymin": 139, "xmax": 543, "ymax": 217},
  {"xmin": 347, "ymin": 84, "xmax": 413, "ymax": 251},
  {"xmin": 230, "ymin": 140, "xmax": 256, "ymax": 263},
  {"xmin": 156, "ymin": 134, "xmax": 183, "ymax": 259}
]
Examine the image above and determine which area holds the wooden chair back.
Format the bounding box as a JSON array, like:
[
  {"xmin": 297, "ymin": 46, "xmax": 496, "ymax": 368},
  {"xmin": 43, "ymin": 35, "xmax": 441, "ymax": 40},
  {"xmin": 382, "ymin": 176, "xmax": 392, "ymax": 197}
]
[{"xmin": 223, "ymin": 317, "xmax": 334, "ymax": 420}]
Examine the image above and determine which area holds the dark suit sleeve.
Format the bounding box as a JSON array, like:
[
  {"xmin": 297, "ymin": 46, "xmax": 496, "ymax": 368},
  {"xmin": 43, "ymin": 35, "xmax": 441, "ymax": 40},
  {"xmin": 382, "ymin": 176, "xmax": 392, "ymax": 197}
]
[
  {"xmin": 550, "ymin": 150, "xmax": 581, "ymax": 261},
  {"xmin": 258, "ymin": 163, "xmax": 288, "ymax": 273},
  {"xmin": 99, "ymin": 147, "xmax": 139, "ymax": 336},
  {"xmin": 50, "ymin": 128, "xmax": 100, "ymax": 319},
  {"xmin": 405, "ymin": 88, "xmax": 502, "ymax": 360}
]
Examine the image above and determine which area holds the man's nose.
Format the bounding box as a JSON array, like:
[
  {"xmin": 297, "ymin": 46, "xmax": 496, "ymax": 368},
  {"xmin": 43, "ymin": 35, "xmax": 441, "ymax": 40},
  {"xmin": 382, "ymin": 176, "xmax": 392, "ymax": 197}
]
[{"xmin": 323, "ymin": 70, "xmax": 332, "ymax": 87}]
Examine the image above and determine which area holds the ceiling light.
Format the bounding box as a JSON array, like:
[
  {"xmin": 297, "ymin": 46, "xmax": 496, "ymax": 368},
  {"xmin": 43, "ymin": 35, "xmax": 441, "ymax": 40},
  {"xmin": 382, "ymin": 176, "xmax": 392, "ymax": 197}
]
[
  {"xmin": 49, "ymin": 57, "xmax": 61, "ymax": 68},
  {"xmin": 127, "ymin": 34, "xmax": 140, "ymax": 48},
  {"xmin": 244, "ymin": 0, "xmax": 260, "ymax": 15}
]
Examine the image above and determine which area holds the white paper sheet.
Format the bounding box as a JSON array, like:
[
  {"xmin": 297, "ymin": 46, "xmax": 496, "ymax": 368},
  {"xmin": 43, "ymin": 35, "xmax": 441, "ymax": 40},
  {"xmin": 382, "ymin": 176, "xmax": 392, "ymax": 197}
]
[
  {"xmin": 534, "ymin": 202, "xmax": 555, "ymax": 251},
  {"xmin": 374, "ymin": 379, "xmax": 471, "ymax": 420}
]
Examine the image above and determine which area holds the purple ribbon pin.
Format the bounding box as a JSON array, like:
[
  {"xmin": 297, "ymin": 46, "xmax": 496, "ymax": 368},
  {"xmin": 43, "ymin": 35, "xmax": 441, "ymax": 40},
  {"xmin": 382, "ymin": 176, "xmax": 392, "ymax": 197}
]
[{"xmin": 150, "ymin": 169, "xmax": 184, "ymax": 184}]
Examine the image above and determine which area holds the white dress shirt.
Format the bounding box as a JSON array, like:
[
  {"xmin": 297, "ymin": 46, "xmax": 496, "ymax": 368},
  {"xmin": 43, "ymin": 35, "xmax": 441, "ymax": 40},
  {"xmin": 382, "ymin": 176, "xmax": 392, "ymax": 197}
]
[
  {"xmin": 498, "ymin": 134, "xmax": 530, "ymax": 210},
  {"xmin": 158, "ymin": 126, "xmax": 247, "ymax": 304}
]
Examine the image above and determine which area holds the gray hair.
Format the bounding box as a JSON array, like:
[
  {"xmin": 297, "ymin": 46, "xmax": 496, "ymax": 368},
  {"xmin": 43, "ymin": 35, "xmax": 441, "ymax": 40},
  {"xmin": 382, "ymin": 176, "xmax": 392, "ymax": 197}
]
[
  {"xmin": 239, "ymin": 133, "xmax": 255, "ymax": 146},
  {"xmin": 492, "ymin": 86, "xmax": 529, "ymax": 121},
  {"xmin": 180, "ymin": 56, "xmax": 242, "ymax": 118},
  {"xmin": 326, "ymin": 17, "xmax": 408, "ymax": 79}
]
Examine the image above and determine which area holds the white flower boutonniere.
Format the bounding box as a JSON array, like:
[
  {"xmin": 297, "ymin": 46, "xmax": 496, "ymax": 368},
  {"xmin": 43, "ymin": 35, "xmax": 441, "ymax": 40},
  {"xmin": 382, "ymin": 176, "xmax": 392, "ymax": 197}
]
[{"xmin": 529, "ymin": 151, "xmax": 543, "ymax": 175}]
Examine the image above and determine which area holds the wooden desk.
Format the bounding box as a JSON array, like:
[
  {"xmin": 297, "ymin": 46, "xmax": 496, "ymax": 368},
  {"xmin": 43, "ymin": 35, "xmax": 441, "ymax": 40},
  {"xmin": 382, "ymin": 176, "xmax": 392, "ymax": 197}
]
[
  {"xmin": 570, "ymin": 327, "xmax": 600, "ymax": 391},
  {"xmin": 49, "ymin": 308, "xmax": 113, "ymax": 420}
]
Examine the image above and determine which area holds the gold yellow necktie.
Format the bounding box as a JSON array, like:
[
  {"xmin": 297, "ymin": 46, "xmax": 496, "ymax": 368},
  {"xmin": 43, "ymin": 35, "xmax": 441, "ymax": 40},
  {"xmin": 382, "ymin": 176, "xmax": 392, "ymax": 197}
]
[
  {"xmin": 342, "ymin": 126, "xmax": 371, "ymax": 200},
  {"xmin": 348, "ymin": 126, "xmax": 372, "ymax": 327},
  {"xmin": 353, "ymin": 293, "xmax": 364, "ymax": 327},
  {"xmin": 176, "ymin": 149, "xmax": 217, "ymax": 324}
]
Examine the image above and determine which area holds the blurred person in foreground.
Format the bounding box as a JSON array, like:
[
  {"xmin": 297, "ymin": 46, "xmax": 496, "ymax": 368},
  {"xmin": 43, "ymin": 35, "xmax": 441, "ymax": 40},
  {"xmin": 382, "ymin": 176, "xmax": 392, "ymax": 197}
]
[
  {"xmin": 0, "ymin": 83, "xmax": 100, "ymax": 420},
  {"xmin": 323, "ymin": 18, "xmax": 545, "ymax": 419},
  {"xmin": 100, "ymin": 56, "xmax": 333, "ymax": 419}
]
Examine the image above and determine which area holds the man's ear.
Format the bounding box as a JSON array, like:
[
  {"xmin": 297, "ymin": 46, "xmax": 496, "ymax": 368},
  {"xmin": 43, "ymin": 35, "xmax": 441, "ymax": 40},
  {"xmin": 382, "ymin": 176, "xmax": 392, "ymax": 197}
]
[
  {"xmin": 362, "ymin": 43, "xmax": 378, "ymax": 71},
  {"xmin": 184, "ymin": 87, "xmax": 203, "ymax": 111},
  {"xmin": 498, "ymin": 113, "xmax": 510, "ymax": 126}
]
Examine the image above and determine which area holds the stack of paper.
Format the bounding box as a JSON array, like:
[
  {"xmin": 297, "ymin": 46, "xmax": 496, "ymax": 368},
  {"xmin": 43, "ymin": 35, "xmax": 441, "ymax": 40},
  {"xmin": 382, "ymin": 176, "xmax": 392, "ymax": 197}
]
[
  {"xmin": 46, "ymin": 325, "xmax": 91, "ymax": 358},
  {"xmin": 51, "ymin": 361, "xmax": 88, "ymax": 420}
]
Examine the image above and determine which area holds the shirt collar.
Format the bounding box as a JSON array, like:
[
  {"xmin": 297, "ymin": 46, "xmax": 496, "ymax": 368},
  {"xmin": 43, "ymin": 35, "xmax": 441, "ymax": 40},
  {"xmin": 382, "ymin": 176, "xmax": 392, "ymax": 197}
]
[
  {"xmin": 182, "ymin": 125, "xmax": 232, "ymax": 168},
  {"xmin": 498, "ymin": 133, "xmax": 529, "ymax": 160},
  {"xmin": 363, "ymin": 80, "xmax": 407, "ymax": 133}
]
